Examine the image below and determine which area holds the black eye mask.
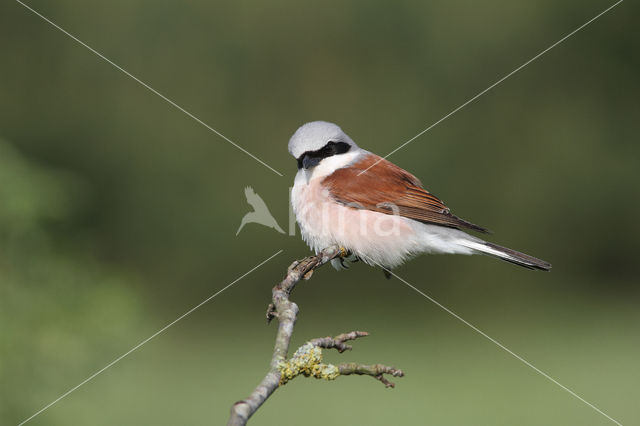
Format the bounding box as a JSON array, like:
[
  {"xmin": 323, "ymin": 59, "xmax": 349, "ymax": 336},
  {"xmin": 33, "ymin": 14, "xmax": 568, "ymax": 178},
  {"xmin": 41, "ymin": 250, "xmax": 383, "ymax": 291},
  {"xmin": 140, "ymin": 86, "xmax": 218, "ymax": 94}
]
[{"xmin": 296, "ymin": 141, "xmax": 351, "ymax": 170}]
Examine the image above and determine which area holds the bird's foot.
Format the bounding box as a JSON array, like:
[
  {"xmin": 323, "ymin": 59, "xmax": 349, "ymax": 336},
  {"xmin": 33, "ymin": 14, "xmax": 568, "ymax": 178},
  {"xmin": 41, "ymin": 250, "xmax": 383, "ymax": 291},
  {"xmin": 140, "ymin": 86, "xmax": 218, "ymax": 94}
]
[{"xmin": 338, "ymin": 246, "xmax": 349, "ymax": 258}]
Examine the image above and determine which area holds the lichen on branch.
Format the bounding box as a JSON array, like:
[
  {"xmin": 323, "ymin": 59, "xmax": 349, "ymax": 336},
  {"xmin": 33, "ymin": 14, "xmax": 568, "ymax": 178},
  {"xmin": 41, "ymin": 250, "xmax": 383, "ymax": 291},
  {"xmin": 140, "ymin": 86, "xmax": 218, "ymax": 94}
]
[
  {"xmin": 278, "ymin": 342, "xmax": 340, "ymax": 385},
  {"xmin": 278, "ymin": 332, "xmax": 404, "ymax": 388}
]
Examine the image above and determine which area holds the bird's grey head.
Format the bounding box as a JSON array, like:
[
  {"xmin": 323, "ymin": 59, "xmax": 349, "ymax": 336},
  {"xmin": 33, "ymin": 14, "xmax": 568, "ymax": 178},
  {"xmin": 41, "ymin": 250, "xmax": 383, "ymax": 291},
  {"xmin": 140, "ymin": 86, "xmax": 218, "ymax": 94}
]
[{"xmin": 288, "ymin": 121, "xmax": 358, "ymax": 170}]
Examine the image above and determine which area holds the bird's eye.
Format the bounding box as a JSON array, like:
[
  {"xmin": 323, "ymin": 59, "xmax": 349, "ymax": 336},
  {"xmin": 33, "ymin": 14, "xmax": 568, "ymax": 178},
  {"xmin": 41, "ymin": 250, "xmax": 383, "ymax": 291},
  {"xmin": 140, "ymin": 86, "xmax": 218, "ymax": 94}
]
[
  {"xmin": 316, "ymin": 145, "xmax": 331, "ymax": 157},
  {"xmin": 324, "ymin": 141, "xmax": 340, "ymax": 155}
]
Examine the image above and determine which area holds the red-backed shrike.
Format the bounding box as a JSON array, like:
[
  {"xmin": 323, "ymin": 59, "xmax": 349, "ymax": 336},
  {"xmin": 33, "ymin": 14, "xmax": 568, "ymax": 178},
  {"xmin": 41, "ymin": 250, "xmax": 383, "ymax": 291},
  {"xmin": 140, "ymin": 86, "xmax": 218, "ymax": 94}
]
[{"xmin": 289, "ymin": 121, "xmax": 551, "ymax": 273}]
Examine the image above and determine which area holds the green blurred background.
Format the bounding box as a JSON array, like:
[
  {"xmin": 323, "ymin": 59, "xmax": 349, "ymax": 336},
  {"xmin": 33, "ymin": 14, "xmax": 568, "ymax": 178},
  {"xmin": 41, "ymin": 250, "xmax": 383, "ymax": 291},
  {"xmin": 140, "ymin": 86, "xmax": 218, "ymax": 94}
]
[{"xmin": 1, "ymin": 0, "xmax": 638, "ymax": 425}]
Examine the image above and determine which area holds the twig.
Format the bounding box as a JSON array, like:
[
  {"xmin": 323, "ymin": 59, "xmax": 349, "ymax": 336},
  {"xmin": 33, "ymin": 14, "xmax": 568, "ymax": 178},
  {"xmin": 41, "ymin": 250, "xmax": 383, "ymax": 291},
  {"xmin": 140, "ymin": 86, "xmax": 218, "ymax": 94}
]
[
  {"xmin": 337, "ymin": 363, "xmax": 405, "ymax": 388},
  {"xmin": 227, "ymin": 246, "xmax": 404, "ymax": 425},
  {"xmin": 310, "ymin": 330, "xmax": 370, "ymax": 353}
]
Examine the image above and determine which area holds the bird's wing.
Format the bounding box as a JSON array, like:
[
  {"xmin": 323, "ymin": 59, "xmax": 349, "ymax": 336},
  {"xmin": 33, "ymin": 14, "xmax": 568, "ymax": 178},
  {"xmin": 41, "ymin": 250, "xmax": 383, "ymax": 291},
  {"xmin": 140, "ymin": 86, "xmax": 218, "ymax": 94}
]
[{"xmin": 322, "ymin": 153, "xmax": 488, "ymax": 233}]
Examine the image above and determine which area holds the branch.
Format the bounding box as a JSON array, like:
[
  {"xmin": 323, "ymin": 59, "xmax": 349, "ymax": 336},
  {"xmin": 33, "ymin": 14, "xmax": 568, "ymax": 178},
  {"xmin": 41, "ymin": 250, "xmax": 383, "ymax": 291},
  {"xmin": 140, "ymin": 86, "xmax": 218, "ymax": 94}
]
[
  {"xmin": 227, "ymin": 246, "xmax": 404, "ymax": 425},
  {"xmin": 279, "ymin": 332, "xmax": 404, "ymax": 388},
  {"xmin": 337, "ymin": 363, "xmax": 405, "ymax": 388},
  {"xmin": 310, "ymin": 330, "xmax": 370, "ymax": 353}
]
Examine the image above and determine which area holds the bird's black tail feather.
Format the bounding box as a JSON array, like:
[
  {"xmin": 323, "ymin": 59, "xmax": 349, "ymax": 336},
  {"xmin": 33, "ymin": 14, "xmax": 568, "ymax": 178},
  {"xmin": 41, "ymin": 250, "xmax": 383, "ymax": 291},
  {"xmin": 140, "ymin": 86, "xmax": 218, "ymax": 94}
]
[
  {"xmin": 482, "ymin": 242, "xmax": 552, "ymax": 271},
  {"xmin": 459, "ymin": 239, "xmax": 551, "ymax": 271}
]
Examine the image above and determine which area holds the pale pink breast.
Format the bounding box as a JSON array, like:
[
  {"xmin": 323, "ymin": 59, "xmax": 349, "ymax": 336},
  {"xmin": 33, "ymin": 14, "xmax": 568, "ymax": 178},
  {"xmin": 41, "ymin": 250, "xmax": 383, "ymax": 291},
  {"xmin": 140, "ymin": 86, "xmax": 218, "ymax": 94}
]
[{"xmin": 293, "ymin": 178, "xmax": 421, "ymax": 267}]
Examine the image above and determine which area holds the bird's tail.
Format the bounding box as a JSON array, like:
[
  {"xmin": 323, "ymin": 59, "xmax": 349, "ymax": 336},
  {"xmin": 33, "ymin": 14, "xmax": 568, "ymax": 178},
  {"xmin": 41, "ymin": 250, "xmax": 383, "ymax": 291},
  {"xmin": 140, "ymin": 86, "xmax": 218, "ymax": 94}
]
[{"xmin": 460, "ymin": 240, "xmax": 551, "ymax": 271}]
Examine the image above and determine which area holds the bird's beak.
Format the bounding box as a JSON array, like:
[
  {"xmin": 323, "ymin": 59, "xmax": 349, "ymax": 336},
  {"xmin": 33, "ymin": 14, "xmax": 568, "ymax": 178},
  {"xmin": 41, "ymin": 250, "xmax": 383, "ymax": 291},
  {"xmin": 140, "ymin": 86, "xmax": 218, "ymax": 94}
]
[{"xmin": 302, "ymin": 154, "xmax": 320, "ymax": 170}]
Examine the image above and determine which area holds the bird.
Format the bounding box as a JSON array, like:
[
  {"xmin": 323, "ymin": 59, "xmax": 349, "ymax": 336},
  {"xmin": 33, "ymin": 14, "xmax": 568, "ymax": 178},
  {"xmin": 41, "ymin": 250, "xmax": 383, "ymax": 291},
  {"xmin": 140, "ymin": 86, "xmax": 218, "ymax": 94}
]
[
  {"xmin": 288, "ymin": 121, "xmax": 551, "ymax": 274},
  {"xmin": 236, "ymin": 186, "xmax": 285, "ymax": 236}
]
